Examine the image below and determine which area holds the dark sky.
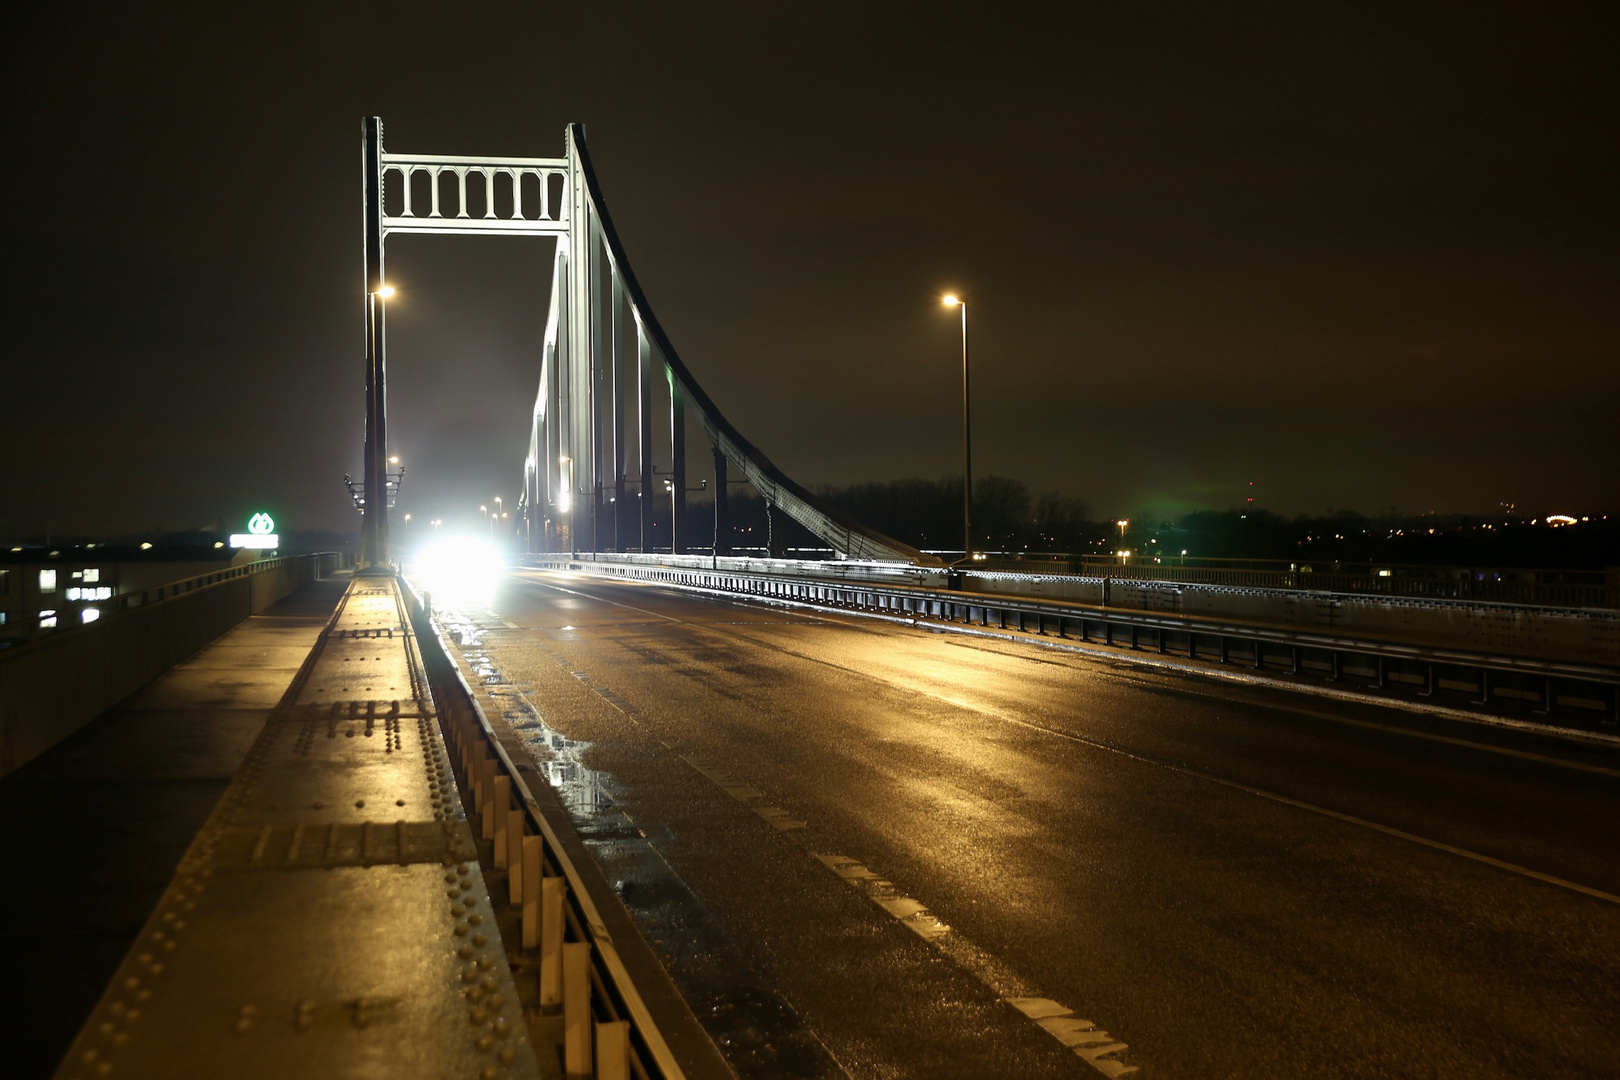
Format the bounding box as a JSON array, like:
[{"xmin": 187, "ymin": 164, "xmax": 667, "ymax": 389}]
[{"xmin": 5, "ymin": 2, "xmax": 1616, "ymax": 540}]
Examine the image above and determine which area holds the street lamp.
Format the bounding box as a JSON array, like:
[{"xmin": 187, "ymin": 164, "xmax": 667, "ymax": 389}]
[
  {"xmin": 943, "ymin": 295, "xmax": 972, "ymax": 561},
  {"xmin": 431, "ymin": 518, "xmax": 442, "ymax": 536}
]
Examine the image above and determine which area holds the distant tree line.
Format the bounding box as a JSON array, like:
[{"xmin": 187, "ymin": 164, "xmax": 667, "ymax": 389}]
[{"xmin": 690, "ymin": 477, "xmax": 1616, "ymax": 569}]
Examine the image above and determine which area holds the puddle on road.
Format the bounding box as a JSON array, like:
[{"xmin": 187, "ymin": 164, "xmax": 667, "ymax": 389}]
[{"xmin": 432, "ymin": 603, "xmax": 841, "ymax": 1080}]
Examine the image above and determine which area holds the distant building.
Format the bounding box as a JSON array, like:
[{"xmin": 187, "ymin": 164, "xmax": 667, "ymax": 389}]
[{"xmin": 0, "ymin": 545, "xmax": 254, "ymax": 648}]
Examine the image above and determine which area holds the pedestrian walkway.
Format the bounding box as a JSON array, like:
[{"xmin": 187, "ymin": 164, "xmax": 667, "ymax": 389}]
[{"xmin": 3, "ymin": 571, "xmax": 350, "ymax": 1078}]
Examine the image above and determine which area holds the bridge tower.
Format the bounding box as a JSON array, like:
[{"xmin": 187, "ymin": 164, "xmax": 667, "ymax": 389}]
[{"xmin": 358, "ymin": 118, "xmax": 933, "ymax": 566}]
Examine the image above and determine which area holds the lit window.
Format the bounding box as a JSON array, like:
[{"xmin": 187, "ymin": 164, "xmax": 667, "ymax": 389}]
[
  {"xmin": 81, "ymin": 608, "xmax": 101, "ymax": 624},
  {"xmin": 40, "ymin": 609, "xmax": 57, "ymax": 628},
  {"xmin": 39, "ymin": 569, "xmax": 57, "ymax": 593},
  {"xmin": 96, "ymin": 586, "xmax": 112, "ymax": 600},
  {"xmin": 83, "ymin": 568, "xmax": 100, "ymax": 583},
  {"xmin": 66, "ymin": 587, "xmax": 82, "ymax": 601},
  {"xmin": 71, "ymin": 570, "xmax": 83, "ymax": 579}
]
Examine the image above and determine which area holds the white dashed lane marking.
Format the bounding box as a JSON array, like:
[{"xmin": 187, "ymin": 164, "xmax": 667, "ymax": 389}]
[
  {"xmin": 491, "ymin": 592, "xmax": 1141, "ymax": 1074},
  {"xmin": 815, "ymin": 854, "xmax": 1135, "ymax": 1077}
]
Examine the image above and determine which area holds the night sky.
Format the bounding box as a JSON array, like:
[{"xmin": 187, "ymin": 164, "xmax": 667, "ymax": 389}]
[{"xmin": 5, "ymin": 3, "xmax": 1616, "ymax": 541}]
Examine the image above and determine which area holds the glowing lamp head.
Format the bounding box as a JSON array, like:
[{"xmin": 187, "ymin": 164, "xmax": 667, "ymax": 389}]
[
  {"xmin": 375, "ymin": 285, "xmax": 396, "ymax": 298},
  {"xmin": 942, "ymin": 295, "xmax": 961, "ymax": 307}
]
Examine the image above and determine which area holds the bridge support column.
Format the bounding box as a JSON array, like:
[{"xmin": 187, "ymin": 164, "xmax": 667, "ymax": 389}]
[
  {"xmin": 638, "ymin": 328, "xmax": 654, "ymax": 551},
  {"xmin": 766, "ymin": 501, "xmax": 787, "ymax": 559},
  {"xmin": 360, "ymin": 115, "xmax": 391, "ymax": 571},
  {"xmin": 713, "ymin": 448, "xmax": 731, "ymax": 557},
  {"xmin": 611, "ymin": 268, "xmax": 627, "ymax": 552},
  {"xmin": 669, "ymin": 367, "xmax": 685, "ymax": 554}
]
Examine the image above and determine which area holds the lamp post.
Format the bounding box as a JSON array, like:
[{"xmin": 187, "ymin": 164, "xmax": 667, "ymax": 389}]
[
  {"xmin": 943, "ymin": 295, "xmax": 972, "ymax": 561},
  {"xmin": 494, "ymin": 496, "xmax": 503, "ymax": 542}
]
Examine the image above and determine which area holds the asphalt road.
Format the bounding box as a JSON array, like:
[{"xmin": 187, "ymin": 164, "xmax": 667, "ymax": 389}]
[{"xmin": 431, "ymin": 567, "xmax": 1620, "ymax": 1080}]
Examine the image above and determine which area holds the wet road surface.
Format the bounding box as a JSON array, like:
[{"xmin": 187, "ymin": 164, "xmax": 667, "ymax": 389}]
[{"xmin": 432, "ymin": 567, "xmax": 1620, "ymax": 1080}]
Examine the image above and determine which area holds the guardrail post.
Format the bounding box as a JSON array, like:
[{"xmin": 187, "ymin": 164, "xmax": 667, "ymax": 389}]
[
  {"xmin": 563, "ymin": 941, "xmax": 593, "ymax": 1076},
  {"xmin": 1375, "ymin": 657, "xmax": 1388, "ymax": 689},
  {"xmin": 540, "ymin": 876, "xmax": 565, "ymax": 1008},
  {"xmin": 1253, "ymin": 642, "xmax": 1264, "ymax": 670},
  {"xmin": 1157, "ymin": 628, "xmax": 1167, "ymax": 655},
  {"xmin": 504, "ymin": 808, "xmax": 524, "ymax": 878},
  {"xmin": 486, "ymin": 773, "xmax": 509, "ymax": 842},
  {"xmin": 521, "ymin": 836, "xmax": 544, "ymax": 945},
  {"xmin": 1327, "ymin": 651, "xmax": 1342, "ymax": 682},
  {"xmin": 1291, "ymin": 646, "xmax": 1302, "ymax": 675},
  {"xmin": 1420, "ymin": 663, "xmax": 1437, "ymax": 697},
  {"xmin": 595, "ymin": 1019, "xmax": 631, "ymax": 1080}
]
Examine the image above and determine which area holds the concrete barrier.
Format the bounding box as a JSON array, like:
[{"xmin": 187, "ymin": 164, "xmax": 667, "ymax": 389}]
[{"xmin": 0, "ymin": 553, "xmax": 348, "ymax": 777}]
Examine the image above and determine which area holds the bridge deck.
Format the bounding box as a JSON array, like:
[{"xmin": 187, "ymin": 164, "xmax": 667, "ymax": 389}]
[{"xmin": 54, "ymin": 576, "xmax": 545, "ymax": 1080}]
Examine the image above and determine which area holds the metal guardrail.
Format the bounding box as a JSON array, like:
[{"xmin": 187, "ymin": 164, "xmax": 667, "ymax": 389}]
[
  {"xmin": 531, "ymin": 554, "xmax": 1620, "ymax": 726},
  {"xmin": 971, "ymin": 554, "xmax": 1619, "ymax": 610},
  {"xmin": 401, "ymin": 577, "xmax": 686, "ymax": 1080}
]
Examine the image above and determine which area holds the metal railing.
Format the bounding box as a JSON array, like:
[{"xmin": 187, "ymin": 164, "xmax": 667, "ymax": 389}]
[
  {"xmin": 530, "ymin": 554, "xmax": 1620, "ymax": 727},
  {"xmin": 402, "ymin": 577, "xmax": 686, "ymax": 1080},
  {"xmin": 969, "ymin": 554, "xmax": 1618, "ymax": 609},
  {"xmin": 0, "ymin": 553, "xmax": 351, "ymax": 777}
]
